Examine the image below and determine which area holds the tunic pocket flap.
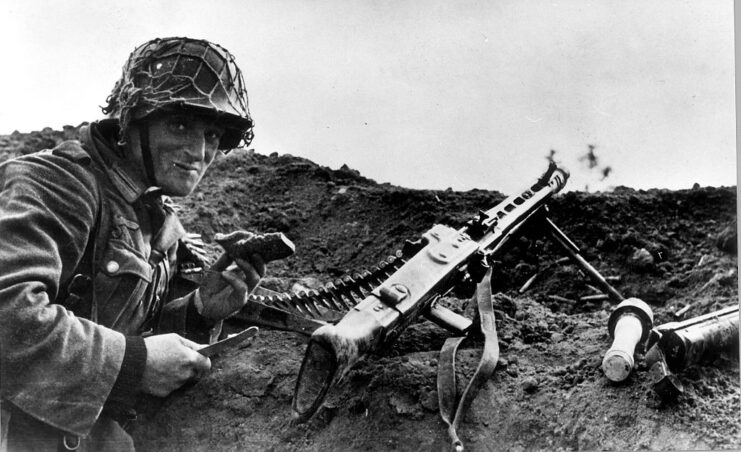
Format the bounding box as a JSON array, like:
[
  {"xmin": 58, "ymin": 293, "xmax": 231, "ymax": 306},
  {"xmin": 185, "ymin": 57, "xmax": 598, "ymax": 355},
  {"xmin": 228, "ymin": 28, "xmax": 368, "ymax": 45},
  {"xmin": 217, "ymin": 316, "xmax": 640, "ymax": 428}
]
[{"xmin": 101, "ymin": 240, "xmax": 153, "ymax": 282}]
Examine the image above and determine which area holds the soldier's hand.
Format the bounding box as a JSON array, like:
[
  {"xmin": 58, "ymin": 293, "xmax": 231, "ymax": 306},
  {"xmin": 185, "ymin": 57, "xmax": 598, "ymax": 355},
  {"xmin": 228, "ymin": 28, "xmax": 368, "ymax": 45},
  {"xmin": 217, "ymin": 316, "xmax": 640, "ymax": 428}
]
[
  {"xmin": 141, "ymin": 333, "xmax": 211, "ymax": 397},
  {"xmin": 197, "ymin": 252, "xmax": 266, "ymax": 321},
  {"xmin": 221, "ymin": 252, "xmax": 266, "ymax": 298}
]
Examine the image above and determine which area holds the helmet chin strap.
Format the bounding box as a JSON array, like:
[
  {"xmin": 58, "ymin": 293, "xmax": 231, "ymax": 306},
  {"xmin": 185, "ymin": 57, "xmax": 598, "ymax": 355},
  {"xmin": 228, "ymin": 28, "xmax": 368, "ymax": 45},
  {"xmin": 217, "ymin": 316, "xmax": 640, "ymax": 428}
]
[{"xmin": 138, "ymin": 122, "xmax": 158, "ymax": 187}]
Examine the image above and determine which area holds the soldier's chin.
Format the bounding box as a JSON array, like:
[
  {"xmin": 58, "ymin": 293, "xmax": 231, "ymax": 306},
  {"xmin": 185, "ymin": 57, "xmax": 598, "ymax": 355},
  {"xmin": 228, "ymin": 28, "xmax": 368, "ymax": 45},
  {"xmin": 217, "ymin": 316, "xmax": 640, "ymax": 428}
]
[
  {"xmin": 160, "ymin": 181, "xmax": 198, "ymax": 197},
  {"xmin": 158, "ymin": 176, "xmax": 202, "ymax": 197}
]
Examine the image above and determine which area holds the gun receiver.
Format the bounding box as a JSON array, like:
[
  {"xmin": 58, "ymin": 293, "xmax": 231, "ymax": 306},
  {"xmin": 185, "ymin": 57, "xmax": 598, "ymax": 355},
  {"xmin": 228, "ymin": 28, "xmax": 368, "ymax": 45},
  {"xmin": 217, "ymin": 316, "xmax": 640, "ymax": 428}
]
[{"xmin": 292, "ymin": 162, "xmax": 570, "ymax": 421}]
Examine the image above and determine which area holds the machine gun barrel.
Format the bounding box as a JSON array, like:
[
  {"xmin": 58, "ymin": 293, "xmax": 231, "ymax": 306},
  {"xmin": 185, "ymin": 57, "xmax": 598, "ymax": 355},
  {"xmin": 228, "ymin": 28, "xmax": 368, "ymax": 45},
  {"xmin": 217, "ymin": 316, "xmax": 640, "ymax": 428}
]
[{"xmin": 292, "ymin": 163, "xmax": 569, "ymax": 421}]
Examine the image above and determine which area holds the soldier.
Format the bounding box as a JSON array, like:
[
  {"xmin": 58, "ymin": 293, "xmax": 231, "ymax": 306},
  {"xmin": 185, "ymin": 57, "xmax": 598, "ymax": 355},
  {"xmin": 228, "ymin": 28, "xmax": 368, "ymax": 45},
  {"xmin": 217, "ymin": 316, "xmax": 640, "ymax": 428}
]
[{"xmin": 0, "ymin": 37, "xmax": 263, "ymax": 451}]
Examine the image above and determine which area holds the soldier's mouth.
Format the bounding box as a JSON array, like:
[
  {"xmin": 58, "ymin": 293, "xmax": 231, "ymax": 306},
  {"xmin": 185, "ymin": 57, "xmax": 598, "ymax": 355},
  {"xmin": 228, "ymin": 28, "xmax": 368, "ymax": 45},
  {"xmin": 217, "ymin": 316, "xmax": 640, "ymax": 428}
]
[{"xmin": 173, "ymin": 162, "xmax": 198, "ymax": 172}]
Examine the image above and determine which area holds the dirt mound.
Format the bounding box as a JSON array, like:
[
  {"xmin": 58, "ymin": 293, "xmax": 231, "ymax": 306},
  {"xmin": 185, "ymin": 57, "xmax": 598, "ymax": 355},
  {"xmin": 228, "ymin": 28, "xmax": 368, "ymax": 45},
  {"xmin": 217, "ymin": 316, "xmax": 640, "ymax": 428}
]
[
  {"xmin": 1, "ymin": 131, "xmax": 738, "ymax": 451},
  {"xmin": 151, "ymin": 149, "xmax": 739, "ymax": 452}
]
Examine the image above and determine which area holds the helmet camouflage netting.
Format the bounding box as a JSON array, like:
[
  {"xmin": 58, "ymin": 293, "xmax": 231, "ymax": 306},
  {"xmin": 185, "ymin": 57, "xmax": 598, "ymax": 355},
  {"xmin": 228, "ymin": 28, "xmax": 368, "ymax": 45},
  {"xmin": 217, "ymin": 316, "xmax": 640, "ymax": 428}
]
[{"xmin": 103, "ymin": 37, "xmax": 254, "ymax": 150}]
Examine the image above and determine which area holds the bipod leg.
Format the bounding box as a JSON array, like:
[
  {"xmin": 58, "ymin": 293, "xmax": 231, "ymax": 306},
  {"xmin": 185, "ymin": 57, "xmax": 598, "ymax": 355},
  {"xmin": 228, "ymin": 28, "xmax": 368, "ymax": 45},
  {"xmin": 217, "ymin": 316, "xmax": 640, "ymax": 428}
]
[{"xmin": 542, "ymin": 216, "xmax": 624, "ymax": 303}]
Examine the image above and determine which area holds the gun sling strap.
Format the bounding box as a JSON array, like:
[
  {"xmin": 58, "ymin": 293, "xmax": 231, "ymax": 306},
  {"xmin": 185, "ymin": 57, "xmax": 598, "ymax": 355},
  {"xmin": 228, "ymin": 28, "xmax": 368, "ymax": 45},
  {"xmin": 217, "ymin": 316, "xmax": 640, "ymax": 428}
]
[{"xmin": 437, "ymin": 266, "xmax": 499, "ymax": 452}]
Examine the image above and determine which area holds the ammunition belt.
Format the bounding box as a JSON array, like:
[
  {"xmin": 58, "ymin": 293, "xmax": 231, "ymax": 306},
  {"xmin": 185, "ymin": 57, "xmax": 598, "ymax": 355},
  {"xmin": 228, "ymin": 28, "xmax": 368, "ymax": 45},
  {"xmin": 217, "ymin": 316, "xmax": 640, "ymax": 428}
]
[{"xmin": 246, "ymin": 252, "xmax": 407, "ymax": 319}]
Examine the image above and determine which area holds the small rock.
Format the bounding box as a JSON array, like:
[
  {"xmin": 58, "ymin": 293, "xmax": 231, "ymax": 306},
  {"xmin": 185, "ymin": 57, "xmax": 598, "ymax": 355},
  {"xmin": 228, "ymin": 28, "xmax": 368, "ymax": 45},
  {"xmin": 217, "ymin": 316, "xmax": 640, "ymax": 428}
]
[
  {"xmin": 514, "ymin": 262, "xmax": 536, "ymax": 279},
  {"xmin": 716, "ymin": 222, "xmax": 737, "ymax": 255},
  {"xmin": 507, "ymin": 365, "xmax": 519, "ymax": 377},
  {"xmin": 550, "ymin": 332, "xmax": 565, "ymax": 343},
  {"xmin": 493, "ymin": 293, "xmax": 518, "ymax": 318},
  {"xmin": 389, "ymin": 394, "xmax": 424, "ymax": 419},
  {"xmin": 629, "ymin": 248, "xmax": 655, "ymax": 271},
  {"xmin": 552, "ymin": 366, "xmax": 567, "ymax": 376},
  {"xmin": 521, "ymin": 377, "xmax": 539, "ymax": 393},
  {"xmin": 509, "ymin": 341, "xmax": 526, "ymax": 352},
  {"xmin": 419, "ymin": 389, "xmax": 439, "ymax": 412},
  {"xmin": 589, "ymin": 356, "xmax": 602, "ymax": 369},
  {"xmin": 315, "ymin": 406, "xmax": 338, "ymax": 424},
  {"xmin": 718, "ymin": 269, "xmax": 738, "ymax": 287},
  {"xmin": 347, "ymin": 397, "xmax": 368, "ymax": 415}
]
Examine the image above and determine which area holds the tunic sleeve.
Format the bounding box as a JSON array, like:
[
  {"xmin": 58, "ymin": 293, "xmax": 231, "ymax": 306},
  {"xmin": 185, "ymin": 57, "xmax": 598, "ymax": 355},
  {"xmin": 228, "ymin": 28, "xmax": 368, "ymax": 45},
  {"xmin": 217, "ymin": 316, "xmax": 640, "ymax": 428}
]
[{"xmin": 0, "ymin": 153, "xmax": 127, "ymax": 436}]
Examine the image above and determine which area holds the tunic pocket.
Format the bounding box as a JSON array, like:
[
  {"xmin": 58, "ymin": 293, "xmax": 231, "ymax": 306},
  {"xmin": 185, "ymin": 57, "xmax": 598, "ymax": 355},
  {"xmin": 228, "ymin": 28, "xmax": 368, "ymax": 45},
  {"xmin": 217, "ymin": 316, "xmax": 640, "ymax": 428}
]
[{"xmin": 93, "ymin": 239, "xmax": 154, "ymax": 331}]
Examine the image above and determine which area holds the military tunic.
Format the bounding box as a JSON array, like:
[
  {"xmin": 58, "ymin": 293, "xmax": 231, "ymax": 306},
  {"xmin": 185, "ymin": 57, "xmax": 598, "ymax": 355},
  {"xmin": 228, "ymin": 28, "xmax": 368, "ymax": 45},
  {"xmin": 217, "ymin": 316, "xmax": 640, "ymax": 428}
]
[{"xmin": 0, "ymin": 120, "xmax": 209, "ymax": 451}]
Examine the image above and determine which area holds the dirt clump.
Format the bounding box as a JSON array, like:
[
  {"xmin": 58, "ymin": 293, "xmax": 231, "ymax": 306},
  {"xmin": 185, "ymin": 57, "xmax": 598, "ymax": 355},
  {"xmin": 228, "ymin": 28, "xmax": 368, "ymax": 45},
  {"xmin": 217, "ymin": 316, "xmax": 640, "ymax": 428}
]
[{"xmin": 2, "ymin": 132, "xmax": 738, "ymax": 451}]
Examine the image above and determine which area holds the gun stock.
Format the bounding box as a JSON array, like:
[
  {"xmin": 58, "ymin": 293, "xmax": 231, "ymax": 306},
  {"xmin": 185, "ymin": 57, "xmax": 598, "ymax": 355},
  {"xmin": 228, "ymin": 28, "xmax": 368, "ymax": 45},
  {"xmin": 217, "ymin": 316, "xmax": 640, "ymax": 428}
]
[{"xmin": 293, "ymin": 163, "xmax": 569, "ymax": 421}]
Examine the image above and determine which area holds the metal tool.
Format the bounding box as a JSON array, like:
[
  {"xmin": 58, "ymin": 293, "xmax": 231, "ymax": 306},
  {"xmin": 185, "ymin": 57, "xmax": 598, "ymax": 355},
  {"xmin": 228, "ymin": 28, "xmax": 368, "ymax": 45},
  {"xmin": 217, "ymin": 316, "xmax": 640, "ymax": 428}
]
[{"xmin": 198, "ymin": 326, "xmax": 259, "ymax": 357}]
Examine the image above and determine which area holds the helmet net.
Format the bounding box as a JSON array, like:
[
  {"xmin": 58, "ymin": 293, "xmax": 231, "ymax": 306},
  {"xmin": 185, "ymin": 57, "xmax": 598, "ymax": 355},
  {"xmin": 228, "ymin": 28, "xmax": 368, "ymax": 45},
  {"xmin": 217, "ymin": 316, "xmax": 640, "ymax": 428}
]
[{"xmin": 103, "ymin": 37, "xmax": 254, "ymax": 150}]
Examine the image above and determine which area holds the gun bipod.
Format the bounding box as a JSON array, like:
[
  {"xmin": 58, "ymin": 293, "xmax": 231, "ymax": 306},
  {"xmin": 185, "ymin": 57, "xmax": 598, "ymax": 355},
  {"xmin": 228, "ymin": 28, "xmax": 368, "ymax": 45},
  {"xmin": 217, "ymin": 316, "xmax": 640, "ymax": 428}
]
[{"xmin": 529, "ymin": 208, "xmax": 624, "ymax": 303}]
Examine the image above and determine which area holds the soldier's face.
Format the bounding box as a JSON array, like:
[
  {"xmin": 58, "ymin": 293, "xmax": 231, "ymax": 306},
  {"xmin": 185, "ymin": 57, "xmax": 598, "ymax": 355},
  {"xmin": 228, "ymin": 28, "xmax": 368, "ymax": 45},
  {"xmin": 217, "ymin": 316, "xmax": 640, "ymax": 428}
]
[{"xmin": 145, "ymin": 112, "xmax": 225, "ymax": 196}]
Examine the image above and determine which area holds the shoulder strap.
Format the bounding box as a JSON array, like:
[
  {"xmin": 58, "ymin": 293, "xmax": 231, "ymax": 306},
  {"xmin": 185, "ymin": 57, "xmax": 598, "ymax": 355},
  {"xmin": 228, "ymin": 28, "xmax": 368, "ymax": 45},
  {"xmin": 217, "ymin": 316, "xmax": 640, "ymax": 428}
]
[
  {"xmin": 59, "ymin": 179, "xmax": 106, "ymax": 322},
  {"xmin": 45, "ymin": 138, "xmax": 110, "ymax": 321},
  {"xmin": 437, "ymin": 266, "xmax": 499, "ymax": 452},
  {"xmin": 86, "ymin": 188, "xmax": 104, "ymax": 322}
]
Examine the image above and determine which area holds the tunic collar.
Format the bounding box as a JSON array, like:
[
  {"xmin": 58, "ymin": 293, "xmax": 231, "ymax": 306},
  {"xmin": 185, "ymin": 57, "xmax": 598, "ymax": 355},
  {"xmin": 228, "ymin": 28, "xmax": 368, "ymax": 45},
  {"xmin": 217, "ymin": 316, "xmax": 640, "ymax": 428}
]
[
  {"xmin": 80, "ymin": 120, "xmax": 187, "ymax": 258},
  {"xmin": 80, "ymin": 120, "xmax": 152, "ymax": 204}
]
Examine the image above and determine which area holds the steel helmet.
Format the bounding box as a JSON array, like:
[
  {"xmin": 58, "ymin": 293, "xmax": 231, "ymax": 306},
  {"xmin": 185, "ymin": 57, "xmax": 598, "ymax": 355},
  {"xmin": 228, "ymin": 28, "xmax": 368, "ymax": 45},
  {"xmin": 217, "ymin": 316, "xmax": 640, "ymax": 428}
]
[{"xmin": 103, "ymin": 37, "xmax": 254, "ymax": 150}]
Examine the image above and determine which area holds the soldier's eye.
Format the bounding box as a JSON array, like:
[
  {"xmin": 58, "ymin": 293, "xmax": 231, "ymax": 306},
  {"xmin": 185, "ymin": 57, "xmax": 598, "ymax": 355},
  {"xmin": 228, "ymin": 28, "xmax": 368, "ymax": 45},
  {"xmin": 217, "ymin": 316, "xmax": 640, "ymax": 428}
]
[
  {"xmin": 165, "ymin": 116, "xmax": 190, "ymax": 133},
  {"xmin": 205, "ymin": 127, "xmax": 224, "ymax": 145}
]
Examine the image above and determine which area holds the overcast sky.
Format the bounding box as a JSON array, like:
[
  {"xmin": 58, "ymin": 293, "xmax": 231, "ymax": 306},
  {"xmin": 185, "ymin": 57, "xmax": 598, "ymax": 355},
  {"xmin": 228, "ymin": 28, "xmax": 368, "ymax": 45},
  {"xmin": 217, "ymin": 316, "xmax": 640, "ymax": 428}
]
[{"xmin": 0, "ymin": 0, "xmax": 736, "ymax": 194}]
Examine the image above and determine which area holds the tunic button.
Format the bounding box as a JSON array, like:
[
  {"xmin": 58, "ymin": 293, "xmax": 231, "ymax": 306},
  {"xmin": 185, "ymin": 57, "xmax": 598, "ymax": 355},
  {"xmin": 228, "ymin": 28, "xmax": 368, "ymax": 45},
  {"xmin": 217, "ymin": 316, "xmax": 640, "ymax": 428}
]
[{"xmin": 106, "ymin": 260, "xmax": 120, "ymax": 273}]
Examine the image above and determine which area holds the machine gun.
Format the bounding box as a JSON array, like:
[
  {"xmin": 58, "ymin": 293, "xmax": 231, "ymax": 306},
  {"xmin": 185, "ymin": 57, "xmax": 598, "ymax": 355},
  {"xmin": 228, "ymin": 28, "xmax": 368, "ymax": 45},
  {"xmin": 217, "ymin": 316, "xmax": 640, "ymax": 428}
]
[
  {"xmin": 213, "ymin": 161, "xmax": 625, "ymax": 450},
  {"xmin": 284, "ymin": 162, "xmax": 622, "ymax": 425}
]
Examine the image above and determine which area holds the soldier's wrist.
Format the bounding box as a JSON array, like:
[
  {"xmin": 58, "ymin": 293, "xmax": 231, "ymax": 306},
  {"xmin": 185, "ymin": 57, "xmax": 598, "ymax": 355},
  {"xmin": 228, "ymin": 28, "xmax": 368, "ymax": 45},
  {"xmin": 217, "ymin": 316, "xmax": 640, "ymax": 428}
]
[{"xmin": 106, "ymin": 335, "xmax": 147, "ymax": 409}]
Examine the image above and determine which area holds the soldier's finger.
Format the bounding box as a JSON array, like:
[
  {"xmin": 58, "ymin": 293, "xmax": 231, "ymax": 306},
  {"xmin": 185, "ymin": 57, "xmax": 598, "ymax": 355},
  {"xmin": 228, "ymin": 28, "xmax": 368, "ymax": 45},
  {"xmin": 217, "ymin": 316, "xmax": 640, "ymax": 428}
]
[
  {"xmin": 220, "ymin": 270, "xmax": 249, "ymax": 293},
  {"xmin": 248, "ymin": 253, "xmax": 266, "ymax": 277},
  {"xmin": 211, "ymin": 252, "xmax": 233, "ymax": 272},
  {"xmin": 244, "ymin": 253, "xmax": 267, "ymax": 278},
  {"xmin": 191, "ymin": 354, "xmax": 212, "ymax": 378},
  {"xmin": 175, "ymin": 337, "xmax": 212, "ymax": 375},
  {"xmin": 234, "ymin": 257, "xmax": 262, "ymax": 289},
  {"xmin": 178, "ymin": 335, "xmax": 207, "ymax": 351}
]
